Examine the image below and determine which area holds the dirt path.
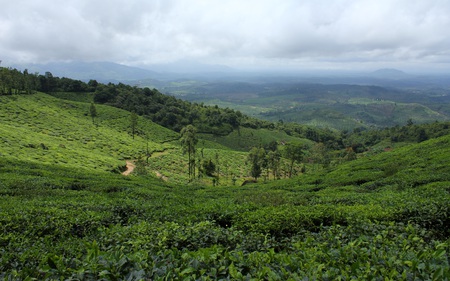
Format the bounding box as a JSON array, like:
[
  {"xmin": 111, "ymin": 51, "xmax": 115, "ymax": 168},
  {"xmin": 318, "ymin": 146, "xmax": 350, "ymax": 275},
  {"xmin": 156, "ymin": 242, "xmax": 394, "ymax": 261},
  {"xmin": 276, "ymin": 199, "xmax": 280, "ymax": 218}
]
[
  {"xmin": 121, "ymin": 149, "xmax": 172, "ymax": 179},
  {"xmin": 155, "ymin": 171, "xmax": 168, "ymax": 181},
  {"xmin": 122, "ymin": 160, "xmax": 136, "ymax": 176}
]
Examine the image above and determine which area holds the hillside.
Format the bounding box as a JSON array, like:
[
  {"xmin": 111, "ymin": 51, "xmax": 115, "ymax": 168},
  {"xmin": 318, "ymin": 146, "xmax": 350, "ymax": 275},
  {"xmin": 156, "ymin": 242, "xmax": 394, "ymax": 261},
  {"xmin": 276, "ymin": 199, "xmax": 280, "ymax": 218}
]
[
  {"xmin": 1, "ymin": 70, "xmax": 450, "ymax": 279},
  {"xmin": 1, "ymin": 92, "xmax": 305, "ymax": 185},
  {"xmin": 1, "ymin": 129, "xmax": 449, "ymax": 279},
  {"xmin": 0, "ymin": 92, "xmax": 177, "ymax": 172}
]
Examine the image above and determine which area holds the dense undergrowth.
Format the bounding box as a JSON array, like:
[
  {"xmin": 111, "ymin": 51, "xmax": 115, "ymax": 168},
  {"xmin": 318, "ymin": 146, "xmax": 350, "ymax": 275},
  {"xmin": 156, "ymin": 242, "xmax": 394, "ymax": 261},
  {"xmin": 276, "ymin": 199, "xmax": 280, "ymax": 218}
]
[{"xmin": 1, "ymin": 133, "xmax": 449, "ymax": 279}]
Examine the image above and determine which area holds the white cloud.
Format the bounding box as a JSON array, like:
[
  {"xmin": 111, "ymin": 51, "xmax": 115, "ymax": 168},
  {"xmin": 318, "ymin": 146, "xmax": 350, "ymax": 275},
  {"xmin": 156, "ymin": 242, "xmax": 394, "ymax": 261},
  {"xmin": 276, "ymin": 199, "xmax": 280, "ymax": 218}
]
[{"xmin": 1, "ymin": 0, "xmax": 449, "ymax": 71}]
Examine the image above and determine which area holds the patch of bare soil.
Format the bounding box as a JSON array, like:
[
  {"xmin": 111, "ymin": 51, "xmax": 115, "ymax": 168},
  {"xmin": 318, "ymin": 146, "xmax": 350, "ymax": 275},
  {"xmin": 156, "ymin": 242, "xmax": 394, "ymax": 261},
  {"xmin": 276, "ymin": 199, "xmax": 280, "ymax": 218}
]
[{"xmin": 122, "ymin": 160, "xmax": 136, "ymax": 176}]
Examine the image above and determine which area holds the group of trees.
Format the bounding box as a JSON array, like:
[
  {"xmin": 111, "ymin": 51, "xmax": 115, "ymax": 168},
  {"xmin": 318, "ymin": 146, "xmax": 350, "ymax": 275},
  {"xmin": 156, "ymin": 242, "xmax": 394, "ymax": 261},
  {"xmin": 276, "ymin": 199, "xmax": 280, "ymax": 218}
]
[
  {"xmin": 178, "ymin": 124, "xmax": 334, "ymax": 184},
  {"xmin": 0, "ymin": 67, "xmax": 39, "ymax": 95},
  {"xmin": 247, "ymin": 141, "xmax": 306, "ymax": 181},
  {"xmin": 343, "ymin": 121, "xmax": 450, "ymax": 153},
  {"xmin": 0, "ymin": 66, "xmax": 99, "ymax": 95},
  {"xmin": 93, "ymin": 82, "xmax": 243, "ymax": 135}
]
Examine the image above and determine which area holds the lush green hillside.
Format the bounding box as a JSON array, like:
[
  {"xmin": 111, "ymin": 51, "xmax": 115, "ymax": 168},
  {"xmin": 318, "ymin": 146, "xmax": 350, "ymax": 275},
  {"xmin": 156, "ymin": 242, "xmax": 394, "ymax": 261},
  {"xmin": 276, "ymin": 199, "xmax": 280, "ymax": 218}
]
[
  {"xmin": 198, "ymin": 127, "xmax": 312, "ymax": 151},
  {"xmin": 0, "ymin": 93, "xmax": 177, "ymax": 172},
  {"xmin": 1, "ymin": 69, "xmax": 450, "ymax": 279},
  {"xmin": 1, "ymin": 122, "xmax": 449, "ymax": 279},
  {"xmin": 0, "ymin": 92, "xmax": 307, "ymax": 185}
]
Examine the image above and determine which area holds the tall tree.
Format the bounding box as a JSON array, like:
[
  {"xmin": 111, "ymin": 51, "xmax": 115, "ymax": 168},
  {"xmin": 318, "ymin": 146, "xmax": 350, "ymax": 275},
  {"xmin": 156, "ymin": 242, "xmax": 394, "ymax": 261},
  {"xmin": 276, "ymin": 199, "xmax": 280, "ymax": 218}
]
[
  {"xmin": 89, "ymin": 102, "xmax": 98, "ymax": 125},
  {"xmin": 267, "ymin": 150, "xmax": 281, "ymax": 179},
  {"xmin": 310, "ymin": 142, "xmax": 330, "ymax": 170},
  {"xmin": 180, "ymin": 125, "xmax": 198, "ymax": 181},
  {"xmin": 130, "ymin": 111, "xmax": 138, "ymax": 139},
  {"xmin": 284, "ymin": 142, "xmax": 304, "ymax": 178},
  {"xmin": 247, "ymin": 147, "xmax": 266, "ymax": 180}
]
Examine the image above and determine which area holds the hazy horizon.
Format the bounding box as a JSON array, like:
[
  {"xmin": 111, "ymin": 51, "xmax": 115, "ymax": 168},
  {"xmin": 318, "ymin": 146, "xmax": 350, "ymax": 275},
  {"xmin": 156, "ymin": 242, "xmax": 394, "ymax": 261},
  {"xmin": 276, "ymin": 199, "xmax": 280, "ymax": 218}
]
[{"xmin": 2, "ymin": 0, "xmax": 450, "ymax": 74}]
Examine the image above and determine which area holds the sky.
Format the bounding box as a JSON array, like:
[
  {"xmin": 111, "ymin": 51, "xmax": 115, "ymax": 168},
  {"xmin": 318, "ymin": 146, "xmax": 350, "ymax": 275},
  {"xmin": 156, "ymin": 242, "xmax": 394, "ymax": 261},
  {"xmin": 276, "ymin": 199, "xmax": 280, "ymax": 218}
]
[{"xmin": 1, "ymin": 0, "xmax": 450, "ymax": 72}]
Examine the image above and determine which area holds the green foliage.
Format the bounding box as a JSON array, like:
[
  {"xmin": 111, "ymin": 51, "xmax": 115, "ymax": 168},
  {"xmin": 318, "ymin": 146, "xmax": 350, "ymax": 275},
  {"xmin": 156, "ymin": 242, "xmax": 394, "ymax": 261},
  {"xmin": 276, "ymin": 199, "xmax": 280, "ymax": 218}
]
[
  {"xmin": 283, "ymin": 141, "xmax": 306, "ymax": 178},
  {"xmin": 180, "ymin": 125, "xmax": 198, "ymax": 180},
  {"xmin": 343, "ymin": 121, "xmax": 450, "ymax": 152},
  {"xmin": 199, "ymin": 126, "xmax": 312, "ymax": 151},
  {"xmin": 179, "ymin": 81, "xmax": 450, "ymax": 131},
  {"xmin": 2, "ymin": 68, "xmax": 450, "ymax": 279},
  {"xmin": 1, "ymin": 131, "xmax": 450, "ymax": 279},
  {"xmin": 0, "ymin": 93, "xmax": 178, "ymax": 172},
  {"xmin": 202, "ymin": 159, "xmax": 216, "ymax": 177},
  {"xmin": 247, "ymin": 147, "xmax": 266, "ymax": 180},
  {"xmin": 89, "ymin": 102, "xmax": 97, "ymax": 124},
  {"xmin": 130, "ymin": 111, "xmax": 138, "ymax": 139}
]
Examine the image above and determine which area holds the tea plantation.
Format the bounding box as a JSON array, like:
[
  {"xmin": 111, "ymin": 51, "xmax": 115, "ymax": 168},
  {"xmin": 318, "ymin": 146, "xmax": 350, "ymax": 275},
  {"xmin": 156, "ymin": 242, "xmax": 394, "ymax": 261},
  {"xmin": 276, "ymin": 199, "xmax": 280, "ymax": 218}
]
[{"xmin": 1, "ymin": 92, "xmax": 450, "ymax": 280}]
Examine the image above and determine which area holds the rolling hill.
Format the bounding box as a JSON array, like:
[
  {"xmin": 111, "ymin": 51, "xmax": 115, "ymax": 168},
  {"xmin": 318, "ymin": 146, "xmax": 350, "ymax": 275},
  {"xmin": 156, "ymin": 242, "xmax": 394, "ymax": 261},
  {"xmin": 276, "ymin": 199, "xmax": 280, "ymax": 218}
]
[{"xmin": 1, "ymin": 71, "xmax": 450, "ymax": 279}]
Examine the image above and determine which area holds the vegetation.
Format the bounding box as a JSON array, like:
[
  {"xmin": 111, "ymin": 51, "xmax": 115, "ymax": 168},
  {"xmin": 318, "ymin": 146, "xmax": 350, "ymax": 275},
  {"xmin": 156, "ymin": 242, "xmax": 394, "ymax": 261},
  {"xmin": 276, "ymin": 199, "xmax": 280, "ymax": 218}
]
[
  {"xmin": 1, "ymin": 66, "xmax": 450, "ymax": 279},
  {"xmin": 173, "ymin": 81, "xmax": 450, "ymax": 131},
  {"xmin": 1, "ymin": 133, "xmax": 449, "ymax": 279},
  {"xmin": 180, "ymin": 125, "xmax": 198, "ymax": 180}
]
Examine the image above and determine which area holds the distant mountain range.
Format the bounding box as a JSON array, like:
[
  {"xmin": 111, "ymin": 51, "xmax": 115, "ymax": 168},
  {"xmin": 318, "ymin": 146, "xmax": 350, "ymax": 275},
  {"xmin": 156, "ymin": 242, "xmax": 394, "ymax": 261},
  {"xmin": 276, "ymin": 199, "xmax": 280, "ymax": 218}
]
[
  {"xmin": 370, "ymin": 68, "xmax": 411, "ymax": 79},
  {"xmin": 10, "ymin": 60, "xmax": 235, "ymax": 83},
  {"xmin": 6, "ymin": 61, "xmax": 450, "ymax": 89},
  {"xmin": 11, "ymin": 61, "xmax": 158, "ymax": 82},
  {"xmin": 141, "ymin": 59, "xmax": 235, "ymax": 74}
]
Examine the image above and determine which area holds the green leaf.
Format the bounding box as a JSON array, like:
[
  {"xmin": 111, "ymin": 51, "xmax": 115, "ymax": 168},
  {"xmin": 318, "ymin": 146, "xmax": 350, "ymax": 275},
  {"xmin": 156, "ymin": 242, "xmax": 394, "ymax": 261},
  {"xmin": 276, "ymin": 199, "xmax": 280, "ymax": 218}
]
[
  {"xmin": 433, "ymin": 248, "xmax": 446, "ymax": 259},
  {"xmin": 432, "ymin": 268, "xmax": 443, "ymax": 281},
  {"xmin": 181, "ymin": 267, "xmax": 196, "ymax": 276},
  {"xmin": 229, "ymin": 263, "xmax": 242, "ymax": 279}
]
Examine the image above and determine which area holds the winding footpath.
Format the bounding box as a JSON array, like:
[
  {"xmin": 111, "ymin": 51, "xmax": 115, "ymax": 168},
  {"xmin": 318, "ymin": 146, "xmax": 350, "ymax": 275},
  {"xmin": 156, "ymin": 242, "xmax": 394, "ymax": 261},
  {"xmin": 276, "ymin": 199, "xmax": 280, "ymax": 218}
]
[{"xmin": 122, "ymin": 160, "xmax": 136, "ymax": 176}]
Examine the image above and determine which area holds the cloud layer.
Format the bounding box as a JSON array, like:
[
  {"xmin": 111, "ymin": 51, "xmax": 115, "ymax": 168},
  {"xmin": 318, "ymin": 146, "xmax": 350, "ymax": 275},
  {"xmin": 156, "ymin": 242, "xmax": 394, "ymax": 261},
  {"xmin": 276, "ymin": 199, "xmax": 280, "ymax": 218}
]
[{"xmin": 1, "ymin": 0, "xmax": 449, "ymax": 71}]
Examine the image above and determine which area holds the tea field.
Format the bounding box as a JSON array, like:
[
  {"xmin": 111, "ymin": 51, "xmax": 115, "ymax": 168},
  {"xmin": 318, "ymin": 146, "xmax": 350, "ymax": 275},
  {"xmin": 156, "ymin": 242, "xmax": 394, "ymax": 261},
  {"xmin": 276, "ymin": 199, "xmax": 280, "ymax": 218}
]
[
  {"xmin": 1, "ymin": 132, "xmax": 449, "ymax": 279},
  {"xmin": 1, "ymin": 90, "xmax": 450, "ymax": 279}
]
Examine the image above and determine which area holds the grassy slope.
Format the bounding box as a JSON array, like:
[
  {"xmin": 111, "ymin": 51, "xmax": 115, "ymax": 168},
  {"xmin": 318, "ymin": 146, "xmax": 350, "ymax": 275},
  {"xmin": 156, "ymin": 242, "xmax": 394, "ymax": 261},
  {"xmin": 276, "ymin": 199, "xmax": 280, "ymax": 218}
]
[
  {"xmin": 0, "ymin": 93, "xmax": 178, "ymax": 172},
  {"xmin": 198, "ymin": 127, "xmax": 312, "ymax": 151}
]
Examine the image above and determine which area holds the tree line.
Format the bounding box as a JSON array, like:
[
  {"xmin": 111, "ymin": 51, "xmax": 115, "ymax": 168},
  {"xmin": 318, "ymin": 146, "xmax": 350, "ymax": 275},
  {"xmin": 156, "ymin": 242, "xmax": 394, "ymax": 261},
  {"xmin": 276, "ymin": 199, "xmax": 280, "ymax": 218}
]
[
  {"xmin": 0, "ymin": 67, "xmax": 100, "ymax": 95},
  {"xmin": 179, "ymin": 124, "xmax": 337, "ymax": 184}
]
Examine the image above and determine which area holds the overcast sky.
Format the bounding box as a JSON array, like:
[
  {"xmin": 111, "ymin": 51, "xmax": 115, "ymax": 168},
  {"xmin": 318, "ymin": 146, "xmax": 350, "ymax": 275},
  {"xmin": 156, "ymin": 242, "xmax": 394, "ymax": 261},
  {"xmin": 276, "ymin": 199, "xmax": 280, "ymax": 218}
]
[{"xmin": 1, "ymin": 0, "xmax": 450, "ymax": 72}]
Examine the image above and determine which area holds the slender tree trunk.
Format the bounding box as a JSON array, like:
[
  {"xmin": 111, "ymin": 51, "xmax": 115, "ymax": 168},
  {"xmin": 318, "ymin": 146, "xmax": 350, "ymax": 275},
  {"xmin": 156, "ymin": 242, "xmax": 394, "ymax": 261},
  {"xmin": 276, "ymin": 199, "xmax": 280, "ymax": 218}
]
[
  {"xmin": 188, "ymin": 151, "xmax": 191, "ymax": 180},
  {"xmin": 289, "ymin": 159, "xmax": 294, "ymax": 178}
]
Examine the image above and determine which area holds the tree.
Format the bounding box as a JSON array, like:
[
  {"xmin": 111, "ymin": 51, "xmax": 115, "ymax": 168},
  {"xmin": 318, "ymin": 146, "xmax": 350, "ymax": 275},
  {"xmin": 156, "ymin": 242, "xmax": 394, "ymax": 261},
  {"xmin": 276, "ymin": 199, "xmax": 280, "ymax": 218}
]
[
  {"xmin": 416, "ymin": 128, "xmax": 428, "ymax": 142},
  {"xmin": 310, "ymin": 142, "xmax": 330, "ymax": 170},
  {"xmin": 215, "ymin": 152, "xmax": 220, "ymax": 183},
  {"xmin": 284, "ymin": 142, "xmax": 304, "ymax": 178},
  {"xmin": 180, "ymin": 125, "xmax": 198, "ymax": 181},
  {"xmin": 130, "ymin": 111, "xmax": 138, "ymax": 139},
  {"xmin": 247, "ymin": 147, "xmax": 266, "ymax": 180},
  {"xmin": 267, "ymin": 150, "xmax": 281, "ymax": 179},
  {"xmin": 202, "ymin": 159, "xmax": 216, "ymax": 177},
  {"xmin": 89, "ymin": 102, "xmax": 98, "ymax": 124},
  {"xmin": 343, "ymin": 147, "xmax": 357, "ymax": 162}
]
